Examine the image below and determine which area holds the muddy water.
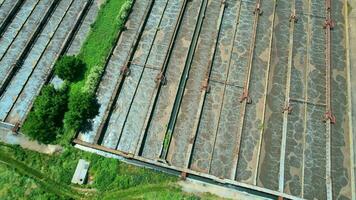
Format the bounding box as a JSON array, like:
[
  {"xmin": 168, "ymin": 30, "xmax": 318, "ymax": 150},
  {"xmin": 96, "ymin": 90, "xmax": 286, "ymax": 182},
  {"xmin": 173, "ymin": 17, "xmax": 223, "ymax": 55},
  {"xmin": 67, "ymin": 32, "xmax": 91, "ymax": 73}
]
[
  {"xmin": 142, "ymin": 0, "xmax": 204, "ymax": 159},
  {"xmin": 330, "ymin": 0, "xmax": 353, "ymax": 199},
  {"xmin": 117, "ymin": 0, "xmax": 186, "ymax": 154},
  {"xmin": 302, "ymin": 1, "xmax": 327, "ymax": 199},
  {"xmin": 167, "ymin": 0, "xmax": 223, "ymax": 168},
  {"xmin": 236, "ymin": 0, "xmax": 274, "ymax": 184},
  {"xmin": 283, "ymin": 0, "xmax": 307, "ymax": 197},
  {"xmin": 79, "ymin": 0, "xmax": 153, "ymax": 143},
  {"xmin": 189, "ymin": 0, "xmax": 241, "ymax": 177},
  {"xmin": 101, "ymin": 0, "xmax": 168, "ymax": 149},
  {"xmin": 6, "ymin": 0, "xmax": 88, "ymax": 124},
  {"xmin": 72, "ymin": 0, "xmax": 353, "ymax": 199},
  {"xmin": 258, "ymin": 0, "xmax": 291, "ymax": 191},
  {"xmin": 0, "ymin": 0, "xmax": 54, "ymax": 88},
  {"xmin": 0, "ymin": 0, "xmax": 18, "ymax": 26},
  {"xmin": 0, "ymin": 0, "xmax": 74, "ymax": 121}
]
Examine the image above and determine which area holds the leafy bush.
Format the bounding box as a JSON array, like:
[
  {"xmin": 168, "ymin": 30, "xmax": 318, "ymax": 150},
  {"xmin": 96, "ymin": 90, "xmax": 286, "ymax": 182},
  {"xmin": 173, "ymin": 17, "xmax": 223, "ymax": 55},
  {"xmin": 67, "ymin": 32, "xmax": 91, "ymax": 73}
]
[
  {"xmin": 82, "ymin": 65, "xmax": 104, "ymax": 93},
  {"xmin": 64, "ymin": 91, "xmax": 99, "ymax": 132},
  {"xmin": 54, "ymin": 56, "xmax": 85, "ymax": 82},
  {"xmin": 118, "ymin": 0, "xmax": 133, "ymax": 21},
  {"xmin": 22, "ymin": 85, "xmax": 68, "ymax": 144},
  {"xmin": 61, "ymin": 0, "xmax": 133, "ymax": 138}
]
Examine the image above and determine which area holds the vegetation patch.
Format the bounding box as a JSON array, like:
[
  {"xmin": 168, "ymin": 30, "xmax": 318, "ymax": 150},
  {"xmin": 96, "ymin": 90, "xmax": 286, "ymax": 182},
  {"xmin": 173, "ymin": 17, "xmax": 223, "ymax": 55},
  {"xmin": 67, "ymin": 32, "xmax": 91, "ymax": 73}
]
[
  {"xmin": 64, "ymin": 91, "xmax": 99, "ymax": 134},
  {"xmin": 0, "ymin": 143, "xmax": 186, "ymax": 199},
  {"xmin": 5, "ymin": 1, "xmax": 218, "ymax": 199},
  {"xmin": 0, "ymin": 150, "xmax": 82, "ymax": 199},
  {"xmin": 23, "ymin": 0, "xmax": 132, "ymax": 144},
  {"xmin": 64, "ymin": 0, "xmax": 132, "ymax": 140},
  {"xmin": 54, "ymin": 56, "xmax": 85, "ymax": 82},
  {"xmin": 22, "ymin": 84, "xmax": 68, "ymax": 144}
]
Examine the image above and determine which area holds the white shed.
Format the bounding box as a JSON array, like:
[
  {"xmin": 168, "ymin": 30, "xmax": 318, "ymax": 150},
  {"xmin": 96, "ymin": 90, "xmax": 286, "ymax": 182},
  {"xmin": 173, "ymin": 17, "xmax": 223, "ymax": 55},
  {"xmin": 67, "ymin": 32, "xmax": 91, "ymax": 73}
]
[{"xmin": 71, "ymin": 159, "xmax": 90, "ymax": 185}]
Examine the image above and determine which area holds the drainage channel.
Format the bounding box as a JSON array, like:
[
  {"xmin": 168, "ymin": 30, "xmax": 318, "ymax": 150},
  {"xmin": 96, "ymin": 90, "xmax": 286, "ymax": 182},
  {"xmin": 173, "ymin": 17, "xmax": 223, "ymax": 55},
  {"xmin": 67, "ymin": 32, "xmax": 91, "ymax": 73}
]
[
  {"xmin": 302, "ymin": 1, "xmax": 328, "ymax": 199},
  {"xmin": 110, "ymin": 0, "xmax": 187, "ymax": 155},
  {"xmin": 184, "ymin": 1, "xmax": 225, "ymax": 169},
  {"xmin": 231, "ymin": 0, "xmax": 263, "ymax": 183},
  {"xmin": 0, "ymin": 0, "xmax": 59, "ymax": 95},
  {"xmin": 329, "ymin": 0, "xmax": 354, "ymax": 199},
  {"xmin": 188, "ymin": 0, "xmax": 242, "ymax": 178},
  {"xmin": 0, "ymin": 0, "xmax": 25, "ymax": 36},
  {"xmin": 133, "ymin": 0, "xmax": 189, "ymax": 156},
  {"xmin": 5, "ymin": 0, "xmax": 93, "ymax": 125},
  {"xmin": 256, "ymin": 0, "xmax": 292, "ymax": 191},
  {"xmin": 324, "ymin": 0, "xmax": 333, "ymax": 198},
  {"xmin": 66, "ymin": 0, "xmax": 99, "ymax": 56},
  {"xmin": 278, "ymin": 0, "xmax": 297, "ymax": 193},
  {"xmin": 0, "ymin": 0, "xmax": 41, "ymax": 60},
  {"xmin": 281, "ymin": 0, "xmax": 309, "ymax": 197},
  {"xmin": 97, "ymin": 0, "xmax": 171, "ymax": 148},
  {"xmin": 77, "ymin": 0, "xmax": 155, "ymax": 143},
  {"xmin": 73, "ymin": 140, "xmax": 303, "ymax": 200},
  {"xmin": 164, "ymin": 0, "xmax": 225, "ymax": 168},
  {"xmin": 0, "ymin": 0, "xmax": 76, "ymax": 121},
  {"xmin": 139, "ymin": 0, "xmax": 207, "ymax": 160},
  {"xmin": 156, "ymin": 0, "xmax": 208, "ymax": 161}
]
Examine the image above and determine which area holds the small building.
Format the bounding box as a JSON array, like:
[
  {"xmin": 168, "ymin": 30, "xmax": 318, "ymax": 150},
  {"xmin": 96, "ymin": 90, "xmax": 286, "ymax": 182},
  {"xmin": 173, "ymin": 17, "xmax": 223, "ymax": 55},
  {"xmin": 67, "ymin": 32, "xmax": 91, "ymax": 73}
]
[{"xmin": 71, "ymin": 159, "xmax": 90, "ymax": 185}]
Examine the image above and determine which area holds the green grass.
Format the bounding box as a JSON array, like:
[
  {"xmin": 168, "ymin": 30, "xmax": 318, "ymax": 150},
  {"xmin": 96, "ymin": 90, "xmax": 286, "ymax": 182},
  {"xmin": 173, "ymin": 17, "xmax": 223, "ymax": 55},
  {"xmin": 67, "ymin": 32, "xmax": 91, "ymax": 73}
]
[
  {"xmin": 0, "ymin": 150, "xmax": 82, "ymax": 199},
  {"xmin": 59, "ymin": 0, "xmax": 129, "ymax": 142},
  {"xmin": 1, "ymin": 1, "xmax": 222, "ymax": 199},
  {"xmin": 0, "ymin": 164, "xmax": 61, "ymax": 200},
  {"xmin": 100, "ymin": 183, "xmax": 197, "ymax": 200},
  {"xmin": 23, "ymin": 0, "xmax": 131, "ymax": 144},
  {"xmin": 72, "ymin": 0, "xmax": 126, "ymax": 92},
  {"xmin": 0, "ymin": 144, "xmax": 176, "ymax": 190},
  {"xmin": 0, "ymin": 143, "xmax": 212, "ymax": 199}
]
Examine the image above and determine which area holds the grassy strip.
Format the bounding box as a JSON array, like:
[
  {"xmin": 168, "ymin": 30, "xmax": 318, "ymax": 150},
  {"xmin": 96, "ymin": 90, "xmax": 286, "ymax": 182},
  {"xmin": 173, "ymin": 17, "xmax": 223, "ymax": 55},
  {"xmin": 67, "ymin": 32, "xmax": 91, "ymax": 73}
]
[
  {"xmin": 0, "ymin": 164, "xmax": 68, "ymax": 199},
  {"xmin": 0, "ymin": 143, "xmax": 177, "ymax": 193},
  {"xmin": 23, "ymin": 0, "xmax": 132, "ymax": 144},
  {"xmin": 100, "ymin": 183, "xmax": 183, "ymax": 199},
  {"xmin": 0, "ymin": 143, "xmax": 181, "ymax": 199},
  {"xmin": 100, "ymin": 183, "xmax": 220, "ymax": 200},
  {"xmin": 0, "ymin": 151, "xmax": 82, "ymax": 199},
  {"xmin": 74, "ymin": 0, "xmax": 130, "ymax": 94},
  {"xmin": 62, "ymin": 0, "xmax": 133, "ymax": 142}
]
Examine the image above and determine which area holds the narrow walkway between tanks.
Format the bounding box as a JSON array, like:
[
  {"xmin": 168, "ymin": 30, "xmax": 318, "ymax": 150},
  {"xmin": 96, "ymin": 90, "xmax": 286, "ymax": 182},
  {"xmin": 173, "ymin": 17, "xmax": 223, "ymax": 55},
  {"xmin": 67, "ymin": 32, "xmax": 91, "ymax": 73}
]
[{"xmin": 348, "ymin": 0, "xmax": 356, "ymax": 198}]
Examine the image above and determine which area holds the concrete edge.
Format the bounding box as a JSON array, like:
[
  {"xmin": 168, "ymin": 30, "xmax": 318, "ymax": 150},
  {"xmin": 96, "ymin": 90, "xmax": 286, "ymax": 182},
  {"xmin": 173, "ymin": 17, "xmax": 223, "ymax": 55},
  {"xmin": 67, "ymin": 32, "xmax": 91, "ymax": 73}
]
[{"xmin": 345, "ymin": 0, "xmax": 355, "ymax": 199}]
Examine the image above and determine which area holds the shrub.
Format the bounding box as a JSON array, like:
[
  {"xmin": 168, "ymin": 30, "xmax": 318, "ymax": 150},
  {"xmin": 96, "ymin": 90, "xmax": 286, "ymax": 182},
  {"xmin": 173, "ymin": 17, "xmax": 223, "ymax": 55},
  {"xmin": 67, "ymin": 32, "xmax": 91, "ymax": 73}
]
[
  {"xmin": 64, "ymin": 91, "xmax": 99, "ymax": 132},
  {"xmin": 82, "ymin": 65, "xmax": 104, "ymax": 93},
  {"xmin": 54, "ymin": 56, "xmax": 85, "ymax": 82},
  {"xmin": 118, "ymin": 0, "xmax": 133, "ymax": 21},
  {"xmin": 22, "ymin": 85, "xmax": 68, "ymax": 144}
]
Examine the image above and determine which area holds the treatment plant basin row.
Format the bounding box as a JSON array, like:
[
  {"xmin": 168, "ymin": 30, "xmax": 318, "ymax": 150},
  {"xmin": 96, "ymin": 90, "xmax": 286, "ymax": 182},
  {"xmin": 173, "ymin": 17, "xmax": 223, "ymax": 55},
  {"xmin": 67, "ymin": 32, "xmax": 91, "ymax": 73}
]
[
  {"xmin": 0, "ymin": 0, "xmax": 353, "ymax": 199},
  {"xmin": 75, "ymin": 0, "xmax": 354, "ymax": 199}
]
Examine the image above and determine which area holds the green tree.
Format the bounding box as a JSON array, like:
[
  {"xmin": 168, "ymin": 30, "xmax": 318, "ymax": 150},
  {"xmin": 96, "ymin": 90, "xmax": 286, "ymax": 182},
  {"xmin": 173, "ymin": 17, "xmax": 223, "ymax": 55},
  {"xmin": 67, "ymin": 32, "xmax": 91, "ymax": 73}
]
[
  {"xmin": 54, "ymin": 56, "xmax": 85, "ymax": 82},
  {"xmin": 22, "ymin": 85, "xmax": 68, "ymax": 144},
  {"xmin": 64, "ymin": 91, "xmax": 99, "ymax": 132}
]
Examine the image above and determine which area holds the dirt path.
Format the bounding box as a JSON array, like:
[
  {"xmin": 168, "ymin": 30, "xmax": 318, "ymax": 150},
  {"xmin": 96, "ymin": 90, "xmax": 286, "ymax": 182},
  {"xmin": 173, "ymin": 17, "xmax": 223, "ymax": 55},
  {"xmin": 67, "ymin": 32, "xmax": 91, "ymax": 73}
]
[
  {"xmin": 0, "ymin": 128, "xmax": 62, "ymax": 154},
  {"xmin": 178, "ymin": 179, "xmax": 270, "ymax": 200}
]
